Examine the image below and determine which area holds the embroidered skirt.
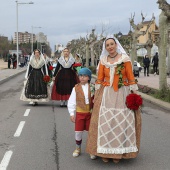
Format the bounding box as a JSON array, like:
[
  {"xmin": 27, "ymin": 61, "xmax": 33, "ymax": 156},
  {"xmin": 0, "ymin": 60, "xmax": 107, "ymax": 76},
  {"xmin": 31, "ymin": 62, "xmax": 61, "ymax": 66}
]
[
  {"xmin": 86, "ymin": 85, "xmax": 142, "ymax": 159},
  {"xmin": 51, "ymin": 68, "xmax": 79, "ymax": 100}
]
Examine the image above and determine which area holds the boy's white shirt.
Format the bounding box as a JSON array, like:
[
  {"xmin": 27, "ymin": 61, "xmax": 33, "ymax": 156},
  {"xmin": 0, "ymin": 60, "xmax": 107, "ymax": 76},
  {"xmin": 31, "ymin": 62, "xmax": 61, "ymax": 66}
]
[{"xmin": 68, "ymin": 83, "xmax": 89, "ymax": 116}]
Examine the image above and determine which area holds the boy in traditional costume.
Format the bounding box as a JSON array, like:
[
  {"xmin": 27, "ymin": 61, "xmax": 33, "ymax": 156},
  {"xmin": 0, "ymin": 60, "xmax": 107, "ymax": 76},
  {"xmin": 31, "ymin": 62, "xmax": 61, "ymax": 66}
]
[{"xmin": 67, "ymin": 68, "xmax": 96, "ymax": 159}]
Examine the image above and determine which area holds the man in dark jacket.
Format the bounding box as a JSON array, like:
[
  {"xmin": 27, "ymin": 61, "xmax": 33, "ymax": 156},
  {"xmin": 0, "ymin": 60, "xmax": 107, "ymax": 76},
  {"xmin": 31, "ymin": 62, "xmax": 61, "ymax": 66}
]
[
  {"xmin": 143, "ymin": 54, "xmax": 150, "ymax": 76},
  {"xmin": 152, "ymin": 52, "xmax": 159, "ymax": 75}
]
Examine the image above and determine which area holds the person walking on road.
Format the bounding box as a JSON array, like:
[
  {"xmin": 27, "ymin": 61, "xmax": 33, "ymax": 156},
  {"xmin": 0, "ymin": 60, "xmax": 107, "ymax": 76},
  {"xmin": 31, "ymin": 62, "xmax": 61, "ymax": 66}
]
[
  {"xmin": 152, "ymin": 52, "xmax": 159, "ymax": 75},
  {"xmin": 19, "ymin": 55, "xmax": 25, "ymax": 67},
  {"xmin": 86, "ymin": 35, "xmax": 141, "ymax": 163},
  {"xmin": 68, "ymin": 67, "xmax": 96, "ymax": 159},
  {"xmin": 51, "ymin": 47, "xmax": 79, "ymax": 107},
  {"xmin": 12, "ymin": 53, "xmax": 17, "ymax": 69},
  {"xmin": 20, "ymin": 49, "xmax": 50, "ymax": 106},
  {"xmin": 143, "ymin": 54, "xmax": 150, "ymax": 76},
  {"xmin": 7, "ymin": 53, "xmax": 12, "ymax": 69},
  {"xmin": 43, "ymin": 53, "xmax": 53, "ymax": 78}
]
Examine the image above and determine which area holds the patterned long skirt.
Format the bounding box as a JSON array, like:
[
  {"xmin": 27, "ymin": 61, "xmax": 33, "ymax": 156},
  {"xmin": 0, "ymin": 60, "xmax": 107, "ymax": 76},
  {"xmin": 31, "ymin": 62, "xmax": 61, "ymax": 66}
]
[{"xmin": 86, "ymin": 85, "xmax": 142, "ymax": 159}]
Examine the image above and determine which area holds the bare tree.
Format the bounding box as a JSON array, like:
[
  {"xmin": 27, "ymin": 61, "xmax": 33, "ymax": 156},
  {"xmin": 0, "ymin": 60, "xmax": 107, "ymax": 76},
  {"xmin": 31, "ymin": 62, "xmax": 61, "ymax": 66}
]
[
  {"xmin": 129, "ymin": 12, "xmax": 155, "ymax": 64},
  {"xmin": 157, "ymin": 0, "xmax": 170, "ymax": 90}
]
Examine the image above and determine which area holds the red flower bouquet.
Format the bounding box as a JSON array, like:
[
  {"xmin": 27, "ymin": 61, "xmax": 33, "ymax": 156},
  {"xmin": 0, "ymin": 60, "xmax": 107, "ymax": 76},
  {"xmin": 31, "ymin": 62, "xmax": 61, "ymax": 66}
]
[
  {"xmin": 49, "ymin": 65, "xmax": 53, "ymax": 71},
  {"xmin": 73, "ymin": 63, "xmax": 82, "ymax": 67},
  {"xmin": 43, "ymin": 75, "xmax": 51, "ymax": 83},
  {"xmin": 126, "ymin": 93, "xmax": 143, "ymax": 110}
]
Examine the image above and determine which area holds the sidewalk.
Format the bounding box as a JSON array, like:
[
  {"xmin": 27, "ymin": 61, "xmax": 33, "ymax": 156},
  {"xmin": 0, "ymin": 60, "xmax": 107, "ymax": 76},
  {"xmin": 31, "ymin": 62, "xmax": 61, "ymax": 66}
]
[
  {"xmin": 136, "ymin": 72, "xmax": 170, "ymax": 111},
  {"xmin": 0, "ymin": 59, "xmax": 26, "ymax": 85},
  {"xmin": 137, "ymin": 72, "xmax": 170, "ymax": 90}
]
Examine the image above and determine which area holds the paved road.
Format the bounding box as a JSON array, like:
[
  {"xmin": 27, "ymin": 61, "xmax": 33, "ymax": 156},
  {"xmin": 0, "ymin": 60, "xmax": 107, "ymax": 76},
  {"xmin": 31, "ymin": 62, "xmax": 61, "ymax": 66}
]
[{"xmin": 0, "ymin": 73, "xmax": 170, "ymax": 170}]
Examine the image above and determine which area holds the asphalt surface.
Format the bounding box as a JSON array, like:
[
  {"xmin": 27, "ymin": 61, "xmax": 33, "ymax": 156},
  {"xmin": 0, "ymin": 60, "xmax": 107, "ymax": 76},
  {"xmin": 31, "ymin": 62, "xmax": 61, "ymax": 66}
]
[{"xmin": 0, "ymin": 71, "xmax": 170, "ymax": 170}]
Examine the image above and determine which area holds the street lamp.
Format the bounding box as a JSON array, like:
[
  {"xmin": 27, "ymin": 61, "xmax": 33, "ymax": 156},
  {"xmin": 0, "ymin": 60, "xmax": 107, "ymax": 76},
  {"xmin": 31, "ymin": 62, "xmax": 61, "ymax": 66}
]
[
  {"xmin": 16, "ymin": 0, "xmax": 34, "ymax": 69},
  {"xmin": 31, "ymin": 26, "xmax": 41, "ymax": 52}
]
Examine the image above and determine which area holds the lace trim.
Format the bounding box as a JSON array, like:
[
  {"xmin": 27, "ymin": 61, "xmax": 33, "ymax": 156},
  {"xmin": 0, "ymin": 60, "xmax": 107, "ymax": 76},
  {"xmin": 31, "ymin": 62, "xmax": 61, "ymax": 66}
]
[
  {"xmin": 25, "ymin": 94, "xmax": 48, "ymax": 99},
  {"xmin": 97, "ymin": 146, "xmax": 138, "ymax": 154},
  {"xmin": 129, "ymin": 84, "xmax": 138, "ymax": 91}
]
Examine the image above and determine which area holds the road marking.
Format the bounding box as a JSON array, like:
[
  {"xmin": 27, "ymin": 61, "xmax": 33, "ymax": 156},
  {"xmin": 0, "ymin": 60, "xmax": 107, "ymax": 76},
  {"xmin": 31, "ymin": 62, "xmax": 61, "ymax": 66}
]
[
  {"xmin": 24, "ymin": 109, "xmax": 30, "ymax": 116},
  {"xmin": 0, "ymin": 150, "xmax": 13, "ymax": 170},
  {"xmin": 14, "ymin": 121, "xmax": 25, "ymax": 137}
]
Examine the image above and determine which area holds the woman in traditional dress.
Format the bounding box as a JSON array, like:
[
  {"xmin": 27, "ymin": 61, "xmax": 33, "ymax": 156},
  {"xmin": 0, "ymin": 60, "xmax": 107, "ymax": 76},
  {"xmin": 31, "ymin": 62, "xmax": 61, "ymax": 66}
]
[
  {"xmin": 20, "ymin": 49, "xmax": 50, "ymax": 106},
  {"xmin": 86, "ymin": 35, "xmax": 142, "ymax": 163},
  {"xmin": 51, "ymin": 47, "xmax": 79, "ymax": 107},
  {"xmin": 73, "ymin": 53, "xmax": 82, "ymax": 73},
  {"xmin": 43, "ymin": 53, "xmax": 53, "ymax": 78}
]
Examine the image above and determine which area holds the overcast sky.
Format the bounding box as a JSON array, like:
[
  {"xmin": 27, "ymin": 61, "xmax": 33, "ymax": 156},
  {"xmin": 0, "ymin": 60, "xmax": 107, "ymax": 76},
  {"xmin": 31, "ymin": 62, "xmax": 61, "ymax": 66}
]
[{"xmin": 0, "ymin": 0, "xmax": 168, "ymax": 52}]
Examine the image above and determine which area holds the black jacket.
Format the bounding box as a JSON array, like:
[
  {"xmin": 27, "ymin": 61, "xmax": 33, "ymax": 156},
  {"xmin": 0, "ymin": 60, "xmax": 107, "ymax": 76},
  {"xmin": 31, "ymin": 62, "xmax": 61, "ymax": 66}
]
[
  {"xmin": 152, "ymin": 54, "xmax": 159, "ymax": 65},
  {"xmin": 143, "ymin": 57, "xmax": 150, "ymax": 67}
]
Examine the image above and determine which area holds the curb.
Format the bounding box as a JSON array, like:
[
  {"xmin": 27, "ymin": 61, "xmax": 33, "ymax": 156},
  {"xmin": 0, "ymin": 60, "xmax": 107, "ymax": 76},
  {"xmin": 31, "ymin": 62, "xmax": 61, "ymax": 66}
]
[
  {"xmin": 0, "ymin": 69, "xmax": 26, "ymax": 85},
  {"xmin": 92, "ymin": 74, "xmax": 170, "ymax": 112},
  {"xmin": 138, "ymin": 91, "xmax": 170, "ymax": 112}
]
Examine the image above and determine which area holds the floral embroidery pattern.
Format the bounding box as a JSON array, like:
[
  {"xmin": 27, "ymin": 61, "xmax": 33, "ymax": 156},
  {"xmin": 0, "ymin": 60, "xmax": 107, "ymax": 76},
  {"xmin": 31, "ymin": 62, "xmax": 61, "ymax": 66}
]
[{"xmin": 116, "ymin": 62, "xmax": 124, "ymax": 88}]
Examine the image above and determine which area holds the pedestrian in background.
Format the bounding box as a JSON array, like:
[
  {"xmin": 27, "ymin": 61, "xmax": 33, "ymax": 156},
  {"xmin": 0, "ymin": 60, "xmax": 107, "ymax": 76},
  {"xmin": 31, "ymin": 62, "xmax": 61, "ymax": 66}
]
[
  {"xmin": 74, "ymin": 53, "xmax": 82, "ymax": 73},
  {"xmin": 19, "ymin": 55, "xmax": 25, "ymax": 67},
  {"xmin": 12, "ymin": 53, "xmax": 17, "ymax": 69},
  {"xmin": 7, "ymin": 53, "xmax": 12, "ymax": 69},
  {"xmin": 143, "ymin": 54, "xmax": 150, "ymax": 76},
  {"xmin": 43, "ymin": 53, "xmax": 53, "ymax": 78},
  {"xmin": 152, "ymin": 52, "xmax": 159, "ymax": 75}
]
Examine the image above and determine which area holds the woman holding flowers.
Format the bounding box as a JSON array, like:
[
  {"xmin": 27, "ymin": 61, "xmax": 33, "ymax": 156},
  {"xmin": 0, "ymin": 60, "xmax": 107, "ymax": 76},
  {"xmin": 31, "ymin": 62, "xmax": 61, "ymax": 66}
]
[
  {"xmin": 51, "ymin": 47, "xmax": 79, "ymax": 107},
  {"xmin": 86, "ymin": 35, "xmax": 142, "ymax": 163},
  {"xmin": 20, "ymin": 49, "xmax": 50, "ymax": 106}
]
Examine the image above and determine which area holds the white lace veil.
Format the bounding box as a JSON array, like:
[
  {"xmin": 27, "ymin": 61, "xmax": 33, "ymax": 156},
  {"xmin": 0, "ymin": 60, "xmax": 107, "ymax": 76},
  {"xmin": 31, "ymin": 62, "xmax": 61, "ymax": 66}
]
[
  {"xmin": 100, "ymin": 35, "xmax": 127, "ymax": 59},
  {"xmin": 58, "ymin": 47, "xmax": 75, "ymax": 68},
  {"xmin": 25, "ymin": 49, "xmax": 48, "ymax": 79}
]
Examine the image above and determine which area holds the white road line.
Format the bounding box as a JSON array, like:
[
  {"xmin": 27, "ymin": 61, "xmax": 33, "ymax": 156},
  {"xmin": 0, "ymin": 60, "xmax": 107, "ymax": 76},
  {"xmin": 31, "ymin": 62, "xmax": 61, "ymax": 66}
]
[
  {"xmin": 24, "ymin": 109, "xmax": 30, "ymax": 116},
  {"xmin": 14, "ymin": 121, "xmax": 25, "ymax": 137},
  {"xmin": 0, "ymin": 150, "xmax": 13, "ymax": 170}
]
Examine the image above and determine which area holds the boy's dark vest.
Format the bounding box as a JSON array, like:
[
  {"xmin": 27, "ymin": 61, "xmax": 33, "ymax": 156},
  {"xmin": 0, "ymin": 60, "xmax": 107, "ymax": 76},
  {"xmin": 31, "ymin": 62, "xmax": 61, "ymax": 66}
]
[{"xmin": 75, "ymin": 83, "xmax": 92, "ymax": 113}]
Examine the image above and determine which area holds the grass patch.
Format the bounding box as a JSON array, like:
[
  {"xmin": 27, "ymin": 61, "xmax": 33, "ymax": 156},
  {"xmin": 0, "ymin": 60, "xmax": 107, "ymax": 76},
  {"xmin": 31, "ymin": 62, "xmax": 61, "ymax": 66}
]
[{"xmin": 151, "ymin": 88, "xmax": 170, "ymax": 103}]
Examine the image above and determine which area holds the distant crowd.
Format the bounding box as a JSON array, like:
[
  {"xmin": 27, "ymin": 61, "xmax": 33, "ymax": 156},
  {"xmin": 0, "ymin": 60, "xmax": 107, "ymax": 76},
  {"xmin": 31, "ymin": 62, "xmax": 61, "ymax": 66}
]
[{"xmin": 7, "ymin": 53, "xmax": 30, "ymax": 69}]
